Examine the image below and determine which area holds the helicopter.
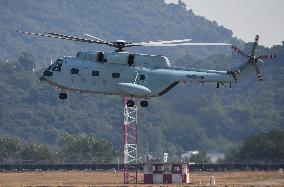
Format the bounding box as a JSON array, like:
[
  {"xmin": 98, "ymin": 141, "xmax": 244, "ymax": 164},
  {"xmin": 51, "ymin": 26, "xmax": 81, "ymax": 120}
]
[{"xmin": 16, "ymin": 31, "xmax": 276, "ymax": 107}]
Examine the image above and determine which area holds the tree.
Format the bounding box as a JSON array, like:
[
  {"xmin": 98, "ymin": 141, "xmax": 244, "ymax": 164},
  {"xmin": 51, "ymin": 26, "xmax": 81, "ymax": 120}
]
[
  {"xmin": 20, "ymin": 143, "xmax": 52, "ymax": 163},
  {"xmin": 178, "ymin": 0, "xmax": 187, "ymax": 9},
  {"xmin": 190, "ymin": 150, "xmax": 209, "ymax": 163},
  {"xmin": 224, "ymin": 131, "xmax": 284, "ymax": 163},
  {"xmin": 59, "ymin": 133, "xmax": 115, "ymax": 163},
  {"xmin": 0, "ymin": 137, "xmax": 21, "ymax": 163}
]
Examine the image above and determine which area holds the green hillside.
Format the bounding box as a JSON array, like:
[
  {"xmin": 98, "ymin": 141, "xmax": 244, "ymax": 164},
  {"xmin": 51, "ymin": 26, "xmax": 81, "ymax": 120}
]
[
  {"xmin": 0, "ymin": 0, "xmax": 283, "ymax": 158},
  {"xmin": 0, "ymin": 0, "xmax": 238, "ymax": 65}
]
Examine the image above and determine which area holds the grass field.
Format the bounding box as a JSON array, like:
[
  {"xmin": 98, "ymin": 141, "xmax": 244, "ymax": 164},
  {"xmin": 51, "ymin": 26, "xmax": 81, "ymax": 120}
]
[{"xmin": 0, "ymin": 171, "xmax": 283, "ymax": 186}]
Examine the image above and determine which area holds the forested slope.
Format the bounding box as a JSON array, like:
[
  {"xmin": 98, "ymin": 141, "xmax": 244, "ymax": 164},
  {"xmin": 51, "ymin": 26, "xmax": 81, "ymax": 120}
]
[
  {"xmin": 0, "ymin": 0, "xmax": 283, "ymax": 157},
  {"xmin": 0, "ymin": 0, "xmax": 238, "ymax": 65}
]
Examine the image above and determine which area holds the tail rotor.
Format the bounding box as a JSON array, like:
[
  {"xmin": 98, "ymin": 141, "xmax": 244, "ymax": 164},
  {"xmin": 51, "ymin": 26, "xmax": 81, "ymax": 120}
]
[
  {"xmin": 250, "ymin": 35, "xmax": 259, "ymax": 57},
  {"xmin": 231, "ymin": 35, "xmax": 277, "ymax": 81}
]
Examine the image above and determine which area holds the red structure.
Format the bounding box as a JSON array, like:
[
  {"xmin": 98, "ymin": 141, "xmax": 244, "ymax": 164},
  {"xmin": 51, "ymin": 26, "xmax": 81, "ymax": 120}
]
[
  {"xmin": 144, "ymin": 162, "xmax": 190, "ymax": 184},
  {"xmin": 123, "ymin": 97, "xmax": 138, "ymax": 184}
]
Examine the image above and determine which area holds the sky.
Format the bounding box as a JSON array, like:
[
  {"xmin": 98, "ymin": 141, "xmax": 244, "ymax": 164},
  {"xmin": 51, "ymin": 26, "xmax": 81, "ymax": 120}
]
[{"xmin": 165, "ymin": 0, "xmax": 284, "ymax": 47}]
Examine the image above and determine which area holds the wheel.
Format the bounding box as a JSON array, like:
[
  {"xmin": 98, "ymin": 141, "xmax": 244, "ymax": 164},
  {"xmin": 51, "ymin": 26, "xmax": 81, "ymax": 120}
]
[
  {"xmin": 59, "ymin": 92, "xmax": 67, "ymax": 100},
  {"xmin": 126, "ymin": 100, "xmax": 134, "ymax": 107},
  {"xmin": 140, "ymin": 100, "xmax": 148, "ymax": 107}
]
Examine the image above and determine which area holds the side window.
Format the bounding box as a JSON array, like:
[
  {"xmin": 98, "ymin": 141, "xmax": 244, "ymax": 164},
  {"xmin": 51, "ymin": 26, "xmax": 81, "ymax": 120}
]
[
  {"xmin": 71, "ymin": 68, "xmax": 79, "ymax": 74},
  {"xmin": 112, "ymin": 73, "xmax": 120, "ymax": 78},
  {"xmin": 140, "ymin": 75, "xmax": 145, "ymax": 80},
  {"xmin": 92, "ymin": 70, "xmax": 100, "ymax": 76}
]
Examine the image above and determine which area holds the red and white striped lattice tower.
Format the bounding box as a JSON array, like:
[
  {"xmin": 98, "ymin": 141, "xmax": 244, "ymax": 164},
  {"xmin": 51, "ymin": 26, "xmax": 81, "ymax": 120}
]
[
  {"xmin": 144, "ymin": 163, "xmax": 190, "ymax": 184},
  {"xmin": 123, "ymin": 97, "xmax": 138, "ymax": 184}
]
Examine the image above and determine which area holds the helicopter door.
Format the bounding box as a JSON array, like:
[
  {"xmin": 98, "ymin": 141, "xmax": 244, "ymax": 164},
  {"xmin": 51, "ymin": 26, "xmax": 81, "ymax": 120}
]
[
  {"xmin": 70, "ymin": 66, "xmax": 89, "ymax": 90},
  {"xmin": 70, "ymin": 67, "xmax": 80, "ymax": 89},
  {"xmin": 79, "ymin": 67, "xmax": 89, "ymax": 87},
  {"xmin": 91, "ymin": 69, "xmax": 100, "ymax": 87}
]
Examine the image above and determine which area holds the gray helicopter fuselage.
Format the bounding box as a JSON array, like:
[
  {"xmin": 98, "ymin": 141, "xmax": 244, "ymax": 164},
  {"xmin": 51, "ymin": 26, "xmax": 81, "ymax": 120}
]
[
  {"xmin": 42, "ymin": 51, "xmax": 236, "ymax": 98},
  {"xmin": 16, "ymin": 30, "xmax": 275, "ymax": 105}
]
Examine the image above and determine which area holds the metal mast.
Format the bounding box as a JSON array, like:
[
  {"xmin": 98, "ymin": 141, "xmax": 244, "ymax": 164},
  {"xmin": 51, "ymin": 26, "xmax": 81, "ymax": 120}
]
[{"xmin": 123, "ymin": 97, "xmax": 138, "ymax": 184}]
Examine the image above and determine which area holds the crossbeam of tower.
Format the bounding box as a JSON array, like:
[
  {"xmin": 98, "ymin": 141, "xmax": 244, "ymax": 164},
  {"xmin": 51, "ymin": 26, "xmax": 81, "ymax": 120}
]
[{"xmin": 123, "ymin": 97, "xmax": 138, "ymax": 184}]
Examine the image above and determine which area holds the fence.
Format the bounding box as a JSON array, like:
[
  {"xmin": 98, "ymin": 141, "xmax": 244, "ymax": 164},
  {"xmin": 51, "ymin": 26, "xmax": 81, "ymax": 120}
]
[{"xmin": 0, "ymin": 163, "xmax": 283, "ymax": 171}]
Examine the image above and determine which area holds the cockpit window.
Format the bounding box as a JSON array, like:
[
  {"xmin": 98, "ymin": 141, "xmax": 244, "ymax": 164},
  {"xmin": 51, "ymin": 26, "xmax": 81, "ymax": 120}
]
[
  {"xmin": 47, "ymin": 59, "xmax": 63, "ymax": 72},
  {"xmin": 52, "ymin": 62, "xmax": 62, "ymax": 71},
  {"xmin": 47, "ymin": 63, "xmax": 54, "ymax": 71}
]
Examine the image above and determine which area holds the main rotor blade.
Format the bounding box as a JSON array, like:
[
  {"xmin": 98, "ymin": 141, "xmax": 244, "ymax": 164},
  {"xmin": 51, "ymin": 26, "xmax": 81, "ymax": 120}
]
[
  {"xmin": 16, "ymin": 30, "xmax": 113, "ymax": 46},
  {"xmin": 251, "ymin": 35, "xmax": 259, "ymax": 56},
  {"xmin": 128, "ymin": 42, "xmax": 232, "ymax": 47},
  {"xmin": 231, "ymin": 46, "xmax": 250, "ymax": 58},
  {"xmin": 257, "ymin": 54, "xmax": 277, "ymax": 60},
  {"xmin": 131, "ymin": 39, "xmax": 192, "ymax": 45},
  {"xmin": 47, "ymin": 32, "xmax": 113, "ymax": 45},
  {"xmin": 84, "ymin": 34, "xmax": 108, "ymax": 43},
  {"xmin": 254, "ymin": 64, "xmax": 263, "ymax": 81},
  {"xmin": 48, "ymin": 32, "xmax": 78, "ymax": 39},
  {"xmin": 155, "ymin": 39, "xmax": 193, "ymax": 43}
]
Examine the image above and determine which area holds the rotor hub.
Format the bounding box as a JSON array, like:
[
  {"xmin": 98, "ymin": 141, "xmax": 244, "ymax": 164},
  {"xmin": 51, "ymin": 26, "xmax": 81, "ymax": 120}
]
[
  {"xmin": 113, "ymin": 40, "xmax": 128, "ymax": 52},
  {"xmin": 249, "ymin": 56, "xmax": 257, "ymax": 64}
]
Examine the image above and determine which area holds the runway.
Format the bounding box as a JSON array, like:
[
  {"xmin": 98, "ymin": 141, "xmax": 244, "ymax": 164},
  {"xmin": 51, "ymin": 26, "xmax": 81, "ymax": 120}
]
[{"xmin": 0, "ymin": 171, "xmax": 283, "ymax": 186}]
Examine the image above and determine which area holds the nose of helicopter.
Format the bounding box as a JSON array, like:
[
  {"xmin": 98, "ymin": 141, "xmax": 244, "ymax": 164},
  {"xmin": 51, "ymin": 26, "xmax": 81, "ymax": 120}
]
[{"xmin": 40, "ymin": 76, "xmax": 46, "ymax": 81}]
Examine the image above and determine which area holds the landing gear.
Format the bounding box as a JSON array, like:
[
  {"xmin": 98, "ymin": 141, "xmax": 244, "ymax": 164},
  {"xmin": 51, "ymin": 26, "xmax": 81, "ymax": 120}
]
[
  {"xmin": 140, "ymin": 100, "xmax": 148, "ymax": 107},
  {"xmin": 59, "ymin": 92, "xmax": 67, "ymax": 100},
  {"xmin": 216, "ymin": 82, "xmax": 220, "ymax": 88},
  {"xmin": 126, "ymin": 100, "xmax": 135, "ymax": 107},
  {"xmin": 126, "ymin": 99, "xmax": 148, "ymax": 108}
]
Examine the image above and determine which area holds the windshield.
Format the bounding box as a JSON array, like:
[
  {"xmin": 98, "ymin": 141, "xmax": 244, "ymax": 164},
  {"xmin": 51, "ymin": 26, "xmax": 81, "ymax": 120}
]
[{"xmin": 47, "ymin": 59, "xmax": 63, "ymax": 71}]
